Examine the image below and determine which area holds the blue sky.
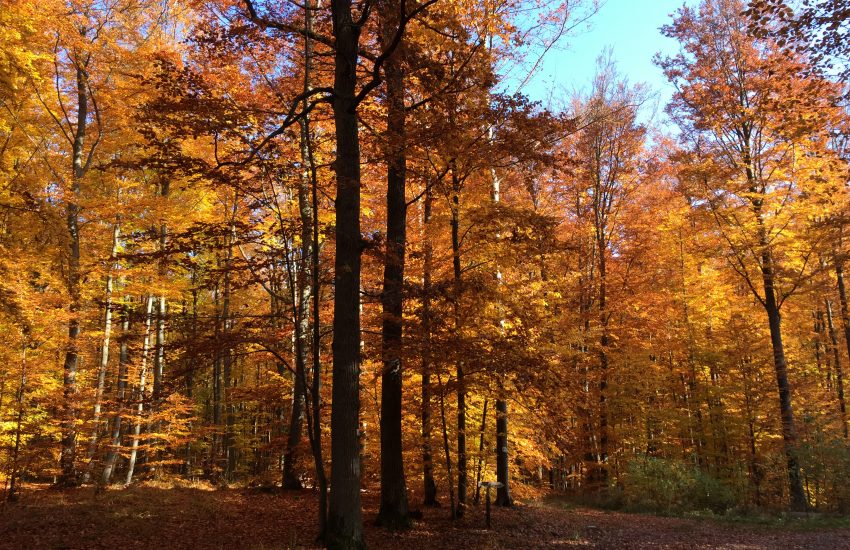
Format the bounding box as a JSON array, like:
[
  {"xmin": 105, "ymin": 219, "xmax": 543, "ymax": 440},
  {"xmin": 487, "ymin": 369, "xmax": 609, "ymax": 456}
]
[{"xmin": 507, "ymin": 0, "xmax": 693, "ymax": 121}]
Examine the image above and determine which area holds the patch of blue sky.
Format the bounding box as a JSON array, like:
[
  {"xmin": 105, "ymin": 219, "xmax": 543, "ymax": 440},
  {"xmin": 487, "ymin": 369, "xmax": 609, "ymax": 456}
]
[{"xmin": 497, "ymin": 0, "xmax": 695, "ymax": 126}]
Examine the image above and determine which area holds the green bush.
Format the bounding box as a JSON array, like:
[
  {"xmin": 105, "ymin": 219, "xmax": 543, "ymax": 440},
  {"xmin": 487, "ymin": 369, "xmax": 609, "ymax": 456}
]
[
  {"xmin": 797, "ymin": 437, "xmax": 850, "ymax": 512},
  {"xmin": 622, "ymin": 458, "xmax": 738, "ymax": 515}
]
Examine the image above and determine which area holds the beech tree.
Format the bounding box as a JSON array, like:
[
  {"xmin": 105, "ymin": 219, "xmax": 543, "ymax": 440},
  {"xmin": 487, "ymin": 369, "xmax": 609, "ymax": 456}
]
[{"xmin": 659, "ymin": 0, "xmax": 846, "ymax": 511}]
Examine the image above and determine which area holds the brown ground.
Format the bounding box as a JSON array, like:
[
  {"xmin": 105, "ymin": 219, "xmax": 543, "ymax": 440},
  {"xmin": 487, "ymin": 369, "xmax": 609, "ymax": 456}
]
[{"xmin": 1, "ymin": 484, "xmax": 848, "ymax": 549}]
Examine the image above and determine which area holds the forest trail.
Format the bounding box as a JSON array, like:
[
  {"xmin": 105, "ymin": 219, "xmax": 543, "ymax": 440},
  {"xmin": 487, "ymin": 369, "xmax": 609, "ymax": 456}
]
[{"xmin": 1, "ymin": 485, "xmax": 848, "ymax": 549}]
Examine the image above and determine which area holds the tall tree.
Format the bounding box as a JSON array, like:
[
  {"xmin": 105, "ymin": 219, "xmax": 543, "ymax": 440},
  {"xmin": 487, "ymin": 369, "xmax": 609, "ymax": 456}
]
[
  {"xmin": 326, "ymin": 0, "xmax": 366, "ymax": 544},
  {"xmin": 377, "ymin": 0, "xmax": 412, "ymax": 530},
  {"xmin": 660, "ymin": 0, "xmax": 844, "ymax": 511}
]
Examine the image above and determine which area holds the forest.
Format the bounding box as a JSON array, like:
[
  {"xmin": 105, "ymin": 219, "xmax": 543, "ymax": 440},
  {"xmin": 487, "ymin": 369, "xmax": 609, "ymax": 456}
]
[{"xmin": 1, "ymin": 0, "xmax": 850, "ymax": 548}]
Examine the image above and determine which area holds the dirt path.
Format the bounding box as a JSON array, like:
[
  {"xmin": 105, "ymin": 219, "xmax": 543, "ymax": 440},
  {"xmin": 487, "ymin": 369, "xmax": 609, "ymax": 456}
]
[{"xmin": 1, "ymin": 485, "xmax": 848, "ymax": 549}]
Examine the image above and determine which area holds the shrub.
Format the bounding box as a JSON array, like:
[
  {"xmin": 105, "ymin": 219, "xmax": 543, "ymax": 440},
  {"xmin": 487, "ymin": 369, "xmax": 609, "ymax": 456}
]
[{"xmin": 622, "ymin": 458, "xmax": 737, "ymax": 515}]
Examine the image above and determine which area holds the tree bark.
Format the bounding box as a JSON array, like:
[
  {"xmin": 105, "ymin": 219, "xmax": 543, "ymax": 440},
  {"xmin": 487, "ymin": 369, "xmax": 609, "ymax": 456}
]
[
  {"xmin": 836, "ymin": 257, "xmax": 850, "ymax": 438},
  {"xmin": 150, "ymin": 182, "xmax": 169, "ymax": 467},
  {"xmin": 8, "ymin": 344, "xmax": 28, "ymax": 501},
  {"xmin": 58, "ymin": 61, "xmax": 91, "ymax": 487},
  {"xmin": 450, "ymin": 167, "xmax": 467, "ymax": 518},
  {"xmin": 283, "ymin": 0, "xmax": 319, "ymax": 489},
  {"xmin": 591, "ymin": 154, "xmax": 610, "ymax": 488},
  {"xmin": 824, "ymin": 298, "xmax": 847, "ymax": 438},
  {"xmin": 760, "ymin": 246, "xmax": 806, "ymax": 511},
  {"xmin": 490, "ymin": 149, "xmax": 512, "ymax": 507},
  {"xmin": 82, "ymin": 223, "xmax": 120, "ymax": 484},
  {"xmin": 494, "ymin": 391, "xmax": 513, "ymax": 506},
  {"xmin": 473, "ymin": 399, "xmax": 488, "ymax": 505},
  {"xmin": 420, "ymin": 187, "xmax": 438, "ymax": 507},
  {"xmin": 222, "ymin": 209, "xmax": 237, "ymax": 481},
  {"xmin": 309, "ymin": 117, "xmax": 329, "ymax": 538},
  {"xmin": 126, "ymin": 295, "xmax": 155, "ymax": 485},
  {"xmin": 437, "ymin": 370, "xmax": 456, "ymax": 518},
  {"xmin": 299, "ymin": 4, "xmax": 329, "ymax": 529},
  {"xmin": 102, "ymin": 303, "xmax": 130, "ymax": 484},
  {"xmin": 377, "ymin": 0, "xmax": 410, "ymax": 529},
  {"xmin": 327, "ymin": 0, "xmax": 365, "ymax": 545}
]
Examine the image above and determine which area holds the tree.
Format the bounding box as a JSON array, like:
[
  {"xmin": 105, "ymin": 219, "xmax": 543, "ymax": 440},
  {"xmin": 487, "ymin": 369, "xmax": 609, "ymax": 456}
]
[
  {"xmin": 376, "ymin": 0, "xmax": 412, "ymax": 531},
  {"xmin": 746, "ymin": 0, "xmax": 850, "ymax": 99},
  {"xmin": 660, "ymin": 0, "xmax": 845, "ymax": 511},
  {"xmin": 565, "ymin": 54, "xmax": 648, "ymax": 488}
]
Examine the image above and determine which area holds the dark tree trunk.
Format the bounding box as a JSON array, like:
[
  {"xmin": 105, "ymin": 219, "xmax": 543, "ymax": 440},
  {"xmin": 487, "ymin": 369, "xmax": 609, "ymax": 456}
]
[
  {"xmin": 152, "ymin": 273, "xmax": 167, "ymax": 402},
  {"xmin": 761, "ymin": 247, "xmax": 806, "ymax": 511},
  {"xmin": 182, "ymin": 286, "xmax": 198, "ymax": 475},
  {"xmin": 489, "ymin": 147, "xmax": 512, "ymax": 507},
  {"xmin": 594, "ymin": 215, "xmax": 609, "ymax": 487},
  {"xmin": 8, "ymin": 345, "xmax": 28, "ymax": 501},
  {"xmin": 680, "ymin": 237, "xmax": 707, "ymax": 466},
  {"xmin": 421, "ymin": 188, "xmax": 438, "ymax": 507},
  {"xmin": 377, "ymin": 0, "xmax": 410, "ymax": 529},
  {"xmin": 301, "ymin": 3, "xmax": 328, "ymax": 529},
  {"xmin": 211, "ymin": 284, "xmax": 222, "ymax": 475},
  {"xmin": 473, "ymin": 399, "xmax": 488, "ymax": 505},
  {"xmin": 450, "ymin": 168, "xmax": 467, "ymax": 518},
  {"xmin": 437, "ymin": 370, "xmax": 456, "ymax": 518},
  {"xmin": 310, "ymin": 133, "xmax": 329, "ymax": 539},
  {"xmin": 283, "ymin": 0, "xmax": 320, "ymax": 487},
  {"xmin": 283, "ymin": 301, "xmax": 308, "ymax": 491},
  {"xmin": 59, "ymin": 62, "xmax": 91, "ymax": 488},
  {"xmin": 327, "ymin": 0, "xmax": 365, "ymax": 546},
  {"xmin": 836, "ymin": 258, "xmax": 850, "ymax": 438},
  {"xmin": 494, "ymin": 393, "xmax": 512, "ymax": 506},
  {"xmin": 222, "ymin": 213, "xmax": 237, "ymax": 481},
  {"xmin": 824, "ymin": 298, "xmax": 847, "ymax": 438},
  {"xmin": 149, "ymin": 181, "xmax": 169, "ymax": 470}
]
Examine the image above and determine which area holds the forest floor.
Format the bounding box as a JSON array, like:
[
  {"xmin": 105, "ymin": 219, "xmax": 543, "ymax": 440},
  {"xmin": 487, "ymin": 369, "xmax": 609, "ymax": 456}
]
[{"xmin": 1, "ymin": 483, "xmax": 850, "ymax": 549}]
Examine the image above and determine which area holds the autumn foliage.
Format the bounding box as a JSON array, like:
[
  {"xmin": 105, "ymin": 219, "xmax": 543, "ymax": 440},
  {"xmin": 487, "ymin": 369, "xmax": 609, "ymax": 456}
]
[{"xmin": 1, "ymin": 0, "xmax": 850, "ymax": 547}]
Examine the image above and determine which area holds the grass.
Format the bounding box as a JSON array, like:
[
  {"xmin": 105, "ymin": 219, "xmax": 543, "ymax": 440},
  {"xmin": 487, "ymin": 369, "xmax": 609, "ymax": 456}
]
[{"xmin": 541, "ymin": 492, "xmax": 850, "ymax": 531}]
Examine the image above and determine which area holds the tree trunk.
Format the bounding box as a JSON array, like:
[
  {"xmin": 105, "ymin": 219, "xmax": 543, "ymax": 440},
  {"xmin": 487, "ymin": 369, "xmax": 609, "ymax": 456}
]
[
  {"xmin": 836, "ymin": 257, "xmax": 850, "ymax": 437},
  {"xmin": 211, "ymin": 283, "xmax": 222, "ymax": 476},
  {"xmin": 310, "ymin": 121, "xmax": 329, "ymax": 538},
  {"xmin": 824, "ymin": 298, "xmax": 847, "ymax": 438},
  {"xmin": 102, "ymin": 303, "xmax": 130, "ymax": 484},
  {"xmin": 8, "ymin": 344, "xmax": 28, "ymax": 501},
  {"xmin": 437, "ymin": 370, "xmax": 456, "ymax": 518},
  {"xmin": 742, "ymin": 362, "xmax": 762, "ymax": 505},
  {"xmin": 679, "ymin": 230, "xmax": 706, "ymax": 465},
  {"xmin": 222, "ymin": 213, "xmax": 237, "ymax": 481},
  {"xmin": 58, "ymin": 62, "xmax": 91, "ymax": 488},
  {"xmin": 327, "ymin": 0, "xmax": 364, "ymax": 545},
  {"xmin": 377, "ymin": 0, "xmax": 410, "ymax": 529},
  {"xmin": 450, "ymin": 167, "xmax": 467, "ymax": 518},
  {"xmin": 473, "ymin": 399, "xmax": 488, "ymax": 505},
  {"xmin": 594, "ymin": 200, "xmax": 609, "ymax": 487},
  {"xmin": 83, "ymin": 223, "xmax": 120, "ymax": 484},
  {"xmin": 761, "ymin": 247, "xmax": 806, "ymax": 511},
  {"xmin": 153, "ymin": 295, "xmax": 166, "ymax": 403},
  {"xmin": 126, "ymin": 295, "xmax": 155, "ymax": 485},
  {"xmin": 300, "ymin": 4, "xmax": 329, "ymax": 529},
  {"xmin": 182, "ymin": 285, "xmax": 198, "ymax": 476},
  {"xmin": 494, "ymin": 392, "xmax": 513, "ymax": 506},
  {"xmin": 283, "ymin": 0, "xmax": 319, "ymax": 488},
  {"xmin": 420, "ymin": 187, "xmax": 438, "ymax": 507},
  {"xmin": 490, "ymin": 149, "xmax": 512, "ymax": 507},
  {"xmin": 283, "ymin": 299, "xmax": 307, "ymax": 490},
  {"xmin": 150, "ymin": 182, "xmax": 169, "ymax": 468}
]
